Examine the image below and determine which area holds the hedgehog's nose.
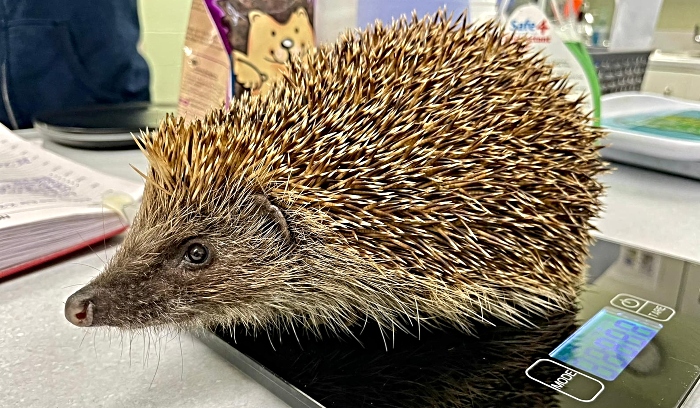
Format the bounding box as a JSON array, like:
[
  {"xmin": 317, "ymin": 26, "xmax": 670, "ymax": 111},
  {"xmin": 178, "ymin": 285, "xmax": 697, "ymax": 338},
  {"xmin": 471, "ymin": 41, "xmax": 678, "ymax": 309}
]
[
  {"xmin": 281, "ymin": 38, "xmax": 294, "ymax": 49},
  {"xmin": 65, "ymin": 292, "xmax": 95, "ymax": 327}
]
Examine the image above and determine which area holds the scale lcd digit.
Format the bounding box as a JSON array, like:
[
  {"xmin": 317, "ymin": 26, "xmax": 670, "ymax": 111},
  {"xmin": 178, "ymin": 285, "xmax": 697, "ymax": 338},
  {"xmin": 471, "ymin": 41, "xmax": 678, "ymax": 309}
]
[{"xmin": 550, "ymin": 308, "xmax": 662, "ymax": 381}]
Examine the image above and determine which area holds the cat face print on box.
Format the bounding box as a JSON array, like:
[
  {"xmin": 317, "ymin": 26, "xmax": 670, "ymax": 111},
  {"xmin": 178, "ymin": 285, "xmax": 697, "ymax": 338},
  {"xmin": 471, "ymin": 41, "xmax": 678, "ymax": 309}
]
[{"xmin": 218, "ymin": 0, "xmax": 315, "ymax": 96}]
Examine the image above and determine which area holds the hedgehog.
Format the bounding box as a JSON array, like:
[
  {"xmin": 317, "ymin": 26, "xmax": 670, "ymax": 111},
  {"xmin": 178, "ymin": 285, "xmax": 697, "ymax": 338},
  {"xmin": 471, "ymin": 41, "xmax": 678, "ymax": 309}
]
[{"xmin": 64, "ymin": 11, "xmax": 605, "ymax": 337}]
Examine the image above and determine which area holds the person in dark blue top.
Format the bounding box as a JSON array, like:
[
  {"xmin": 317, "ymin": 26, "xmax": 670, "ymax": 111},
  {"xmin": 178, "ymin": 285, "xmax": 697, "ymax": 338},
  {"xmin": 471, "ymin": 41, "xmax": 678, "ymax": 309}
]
[{"xmin": 0, "ymin": 0, "xmax": 150, "ymax": 129}]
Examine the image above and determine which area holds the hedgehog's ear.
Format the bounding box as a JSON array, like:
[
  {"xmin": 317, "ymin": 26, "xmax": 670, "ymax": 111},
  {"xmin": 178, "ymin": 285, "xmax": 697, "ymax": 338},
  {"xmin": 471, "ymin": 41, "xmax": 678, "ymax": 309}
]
[{"xmin": 251, "ymin": 194, "xmax": 291, "ymax": 244}]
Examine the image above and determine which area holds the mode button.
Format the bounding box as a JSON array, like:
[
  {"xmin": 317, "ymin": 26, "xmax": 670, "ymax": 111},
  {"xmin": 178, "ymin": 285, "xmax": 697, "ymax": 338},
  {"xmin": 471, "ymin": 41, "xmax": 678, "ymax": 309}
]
[{"xmin": 526, "ymin": 359, "xmax": 604, "ymax": 403}]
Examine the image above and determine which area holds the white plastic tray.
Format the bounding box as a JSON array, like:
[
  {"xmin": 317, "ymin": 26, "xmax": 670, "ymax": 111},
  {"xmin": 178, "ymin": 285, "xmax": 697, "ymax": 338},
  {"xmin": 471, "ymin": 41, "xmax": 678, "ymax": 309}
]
[{"xmin": 600, "ymin": 92, "xmax": 700, "ymax": 161}]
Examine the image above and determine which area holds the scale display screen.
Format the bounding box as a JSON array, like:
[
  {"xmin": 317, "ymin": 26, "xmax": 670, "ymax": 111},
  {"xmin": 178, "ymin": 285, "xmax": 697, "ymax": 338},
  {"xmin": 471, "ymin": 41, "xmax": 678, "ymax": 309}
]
[{"xmin": 550, "ymin": 307, "xmax": 662, "ymax": 381}]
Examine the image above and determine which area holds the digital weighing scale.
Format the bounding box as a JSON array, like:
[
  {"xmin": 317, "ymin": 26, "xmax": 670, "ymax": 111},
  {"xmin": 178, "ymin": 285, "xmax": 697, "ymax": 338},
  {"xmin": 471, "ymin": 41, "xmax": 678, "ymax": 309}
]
[{"xmin": 200, "ymin": 239, "xmax": 700, "ymax": 407}]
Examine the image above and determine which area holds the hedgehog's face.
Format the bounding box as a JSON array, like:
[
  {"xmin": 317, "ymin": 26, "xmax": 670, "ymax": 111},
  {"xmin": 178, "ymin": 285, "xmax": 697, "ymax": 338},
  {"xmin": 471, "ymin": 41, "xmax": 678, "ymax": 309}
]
[{"xmin": 64, "ymin": 194, "xmax": 294, "ymax": 329}]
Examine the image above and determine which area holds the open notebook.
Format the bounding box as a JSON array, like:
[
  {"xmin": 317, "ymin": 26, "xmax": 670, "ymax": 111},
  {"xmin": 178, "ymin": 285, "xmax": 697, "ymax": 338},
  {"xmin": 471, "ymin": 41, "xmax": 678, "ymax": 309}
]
[{"xmin": 0, "ymin": 125, "xmax": 143, "ymax": 279}]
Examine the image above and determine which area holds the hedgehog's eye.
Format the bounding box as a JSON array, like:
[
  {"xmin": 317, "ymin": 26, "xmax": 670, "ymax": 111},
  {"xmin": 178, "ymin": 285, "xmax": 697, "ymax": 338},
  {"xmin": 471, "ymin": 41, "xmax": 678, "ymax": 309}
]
[
  {"xmin": 185, "ymin": 243, "xmax": 208, "ymax": 263},
  {"xmin": 180, "ymin": 240, "xmax": 213, "ymax": 268},
  {"xmin": 271, "ymin": 30, "xmax": 276, "ymax": 37}
]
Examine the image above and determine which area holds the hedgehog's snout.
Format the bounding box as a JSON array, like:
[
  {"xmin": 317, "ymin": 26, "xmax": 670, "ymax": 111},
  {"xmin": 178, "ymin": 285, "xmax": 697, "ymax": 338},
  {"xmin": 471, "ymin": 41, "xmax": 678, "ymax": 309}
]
[{"xmin": 65, "ymin": 290, "xmax": 95, "ymax": 327}]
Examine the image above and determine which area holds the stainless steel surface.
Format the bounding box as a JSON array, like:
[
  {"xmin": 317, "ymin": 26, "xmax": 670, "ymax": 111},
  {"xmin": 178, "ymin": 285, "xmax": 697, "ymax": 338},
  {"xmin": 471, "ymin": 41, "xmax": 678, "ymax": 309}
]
[
  {"xmin": 594, "ymin": 162, "xmax": 700, "ymax": 264},
  {"xmin": 13, "ymin": 129, "xmax": 148, "ymax": 183}
]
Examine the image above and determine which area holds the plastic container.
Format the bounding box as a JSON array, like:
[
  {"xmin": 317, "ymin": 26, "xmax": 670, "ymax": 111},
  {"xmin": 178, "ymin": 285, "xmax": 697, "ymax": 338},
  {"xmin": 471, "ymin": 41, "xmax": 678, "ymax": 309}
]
[{"xmin": 601, "ymin": 92, "xmax": 700, "ymax": 161}]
